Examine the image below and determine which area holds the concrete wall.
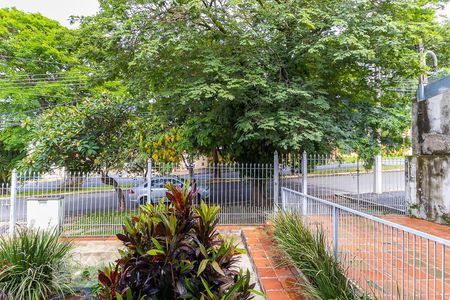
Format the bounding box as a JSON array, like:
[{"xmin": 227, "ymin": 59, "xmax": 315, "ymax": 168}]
[
  {"xmin": 407, "ymin": 76, "xmax": 450, "ymax": 224},
  {"xmin": 406, "ymin": 156, "xmax": 450, "ymax": 224}
]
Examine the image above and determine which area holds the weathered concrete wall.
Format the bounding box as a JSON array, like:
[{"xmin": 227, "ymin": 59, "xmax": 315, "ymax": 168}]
[
  {"xmin": 413, "ymin": 90, "xmax": 450, "ymax": 155},
  {"xmin": 407, "ymin": 156, "xmax": 450, "ymax": 224},
  {"xmin": 407, "ymin": 76, "xmax": 450, "ymax": 225}
]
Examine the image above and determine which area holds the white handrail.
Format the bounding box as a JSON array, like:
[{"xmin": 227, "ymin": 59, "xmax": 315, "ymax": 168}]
[{"xmin": 281, "ymin": 187, "xmax": 450, "ymax": 246}]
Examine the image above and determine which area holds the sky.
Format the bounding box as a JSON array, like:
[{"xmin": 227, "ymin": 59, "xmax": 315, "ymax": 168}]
[
  {"xmin": 0, "ymin": 0, "xmax": 100, "ymax": 28},
  {"xmin": 0, "ymin": 0, "xmax": 448, "ymax": 28}
]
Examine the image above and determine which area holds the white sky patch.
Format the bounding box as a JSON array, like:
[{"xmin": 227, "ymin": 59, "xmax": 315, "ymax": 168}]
[
  {"xmin": 437, "ymin": 2, "xmax": 450, "ymax": 22},
  {"xmin": 0, "ymin": 1, "xmax": 448, "ymax": 27},
  {"xmin": 0, "ymin": 0, "xmax": 99, "ymax": 28}
]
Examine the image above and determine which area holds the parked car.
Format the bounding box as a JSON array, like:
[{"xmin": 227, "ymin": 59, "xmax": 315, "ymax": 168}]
[{"xmin": 128, "ymin": 176, "xmax": 209, "ymax": 204}]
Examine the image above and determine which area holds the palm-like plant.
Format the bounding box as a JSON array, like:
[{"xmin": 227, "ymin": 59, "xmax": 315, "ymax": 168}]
[
  {"xmin": 272, "ymin": 212, "xmax": 370, "ymax": 299},
  {"xmin": 0, "ymin": 228, "xmax": 73, "ymax": 300}
]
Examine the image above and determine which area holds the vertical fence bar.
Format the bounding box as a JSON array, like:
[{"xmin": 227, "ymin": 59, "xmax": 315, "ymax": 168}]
[
  {"xmin": 302, "ymin": 151, "xmax": 308, "ymax": 195},
  {"xmin": 302, "ymin": 151, "xmax": 308, "ymax": 215},
  {"xmin": 273, "ymin": 151, "xmax": 279, "ymax": 211},
  {"xmin": 374, "ymin": 154, "xmax": 382, "ymax": 194},
  {"xmin": 147, "ymin": 159, "xmax": 152, "ymax": 203},
  {"xmin": 332, "ymin": 205, "xmax": 338, "ymax": 260},
  {"xmin": 9, "ymin": 169, "xmax": 17, "ymax": 237},
  {"xmin": 281, "ymin": 188, "xmax": 286, "ymax": 211},
  {"xmin": 441, "ymin": 245, "xmax": 445, "ymax": 300}
]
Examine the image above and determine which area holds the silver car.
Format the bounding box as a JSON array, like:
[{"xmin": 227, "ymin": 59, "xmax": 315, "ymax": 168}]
[{"xmin": 128, "ymin": 176, "xmax": 209, "ymax": 204}]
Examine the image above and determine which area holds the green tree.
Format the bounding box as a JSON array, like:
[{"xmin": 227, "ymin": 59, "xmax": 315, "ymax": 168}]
[
  {"xmin": 77, "ymin": 0, "xmax": 449, "ymax": 162},
  {"xmin": 23, "ymin": 97, "xmax": 132, "ymax": 210},
  {"xmin": 0, "ymin": 8, "xmax": 88, "ymax": 181},
  {"xmin": 23, "ymin": 95, "xmax": 182, "ymax": 209}
]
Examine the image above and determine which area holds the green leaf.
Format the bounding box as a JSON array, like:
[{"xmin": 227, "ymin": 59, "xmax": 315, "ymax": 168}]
[
  {"xmin": 210, "ymin": 261, "xmax": 225, "ymax": 276},
  {"xmin": 147, "ymin": 249, "xmax": 164, "ymax": 256},
  {"xmin": 197, "ymin": 259, "xmax": 209, "ymax": 276}
]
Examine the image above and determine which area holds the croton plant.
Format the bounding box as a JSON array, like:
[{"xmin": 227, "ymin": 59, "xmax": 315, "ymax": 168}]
[{"xmin": 98, "ymin": 182, "xmax": 261, "ymax": 300}]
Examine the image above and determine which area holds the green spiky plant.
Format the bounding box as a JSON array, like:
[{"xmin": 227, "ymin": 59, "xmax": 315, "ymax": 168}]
[
  {"xmin": 98, "ymin": 182, "xmax": 263, "ymax": 300},
  {"xmin": 0, "ymin": 228, "xmax": 73, "ymax": 300},
  {"xmin": 272, "ymin": 212, "xmax": 371, "ymax": 299}
]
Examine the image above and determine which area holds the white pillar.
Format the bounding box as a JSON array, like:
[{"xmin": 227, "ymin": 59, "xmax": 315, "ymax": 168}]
[
  {"xmin": 301, "ymin": 151, "xmax": 308, "ymax": 195},
  {"xmin": 9, "ymin": 169, "xmax": 17, "ymax": 237},
  {"xmin": 273, "ymin": 151, "xmax": 279, "ymax": 211},
  {"xmin": 301, "ymin": 151, "xmax": 308, "ymax": 215},
  {"xmin": 373, "ymin": 154, "xmax": 382, "ymax": 194},
  {"xmin": 147, "ymin": 159, "xmax": 152, "ymax": 203}
]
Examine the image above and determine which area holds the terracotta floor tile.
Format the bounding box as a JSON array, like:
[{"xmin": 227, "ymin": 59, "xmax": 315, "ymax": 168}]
[
  {"xmin": 261, "ymin": 278, "xmax": 283, "ymax": 290},
  {"xmin": 243, "ymin": 227, "xmax": 309, "ymax": 299},
  {"xmin": 279, "ymin": 277, "xmax": 299, "ymax": 289},
  {"xmin": 257, "ymin": 267, "xmax": 277, "ymax": 278},
  {"xmin": 251, "ymin": 250, "xmax": 268, "ymax": 259},
  {"xmin": 274, "ymin": 267, "xmax": 294, "ymax": 278},
  {"xmin": 287, "ymin": 290, "xmax": 305, "ymax": 300},
  {"xmin": 253, "ymin": 257, "xmax": 273, "ymax": 268},
  {"xmin": 266, "ymin": 290, "xmax": 288, "ymax": 300}
]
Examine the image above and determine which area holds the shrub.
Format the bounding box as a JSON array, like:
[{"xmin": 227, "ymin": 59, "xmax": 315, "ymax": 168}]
[
  {"xmin": 98, "ymin": 182, "xmax": 261, "ymax": 300},
  {"xmin": 0, "ymin": 228, "xmax": 73, "ymax": 300},
  {"xmin": 272, "ymin": 212, "xmax": 369, "ymax": 299}
]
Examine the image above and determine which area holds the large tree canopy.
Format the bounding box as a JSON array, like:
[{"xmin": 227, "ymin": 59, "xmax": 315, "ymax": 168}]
[
  {"xmin": 2, "ymin": 1, "xmax": 449, "ymax": 177},
  {"xmin": 77, "ymin": 0, "xmax": 449, "ymax": 162},
  {"xmin": 0, "ymin": 8, "xmax": 88, "ymax": 181}
]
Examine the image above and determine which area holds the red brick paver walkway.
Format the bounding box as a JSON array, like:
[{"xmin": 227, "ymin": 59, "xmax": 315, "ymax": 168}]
[
  {"xmin": 382, "ymin": 215, "xmax": 450, "ymax": 240},
  {"xmin": 242, "ymin": 227, "xmax": 307, "ymax": 300},
  {"xmin": 298, "ymin": 214, "xmax": 450, "ymax": 299}
]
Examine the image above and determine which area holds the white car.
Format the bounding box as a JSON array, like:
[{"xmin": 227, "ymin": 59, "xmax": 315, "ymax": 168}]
[{"xmin": 128, "ymin": 176, "xmax": 209, "ymax": 204}]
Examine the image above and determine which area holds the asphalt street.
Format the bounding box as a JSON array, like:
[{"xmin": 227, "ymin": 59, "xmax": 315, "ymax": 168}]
[{"xmin": 0, "ymin": 170, "xmax": 405, "ymax": 227}]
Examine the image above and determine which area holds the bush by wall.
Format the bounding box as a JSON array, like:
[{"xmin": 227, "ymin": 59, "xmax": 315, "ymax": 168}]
[
  {"xmin": 98, "ymin": 183, "xmax": 262, "ymax": 299},
  {"xmin": 0, "ymin": 228, "xmax": 73, "ymax": 300},
  {"xmin": 272, "ymin": 212, "xmax": 370, "ymax": 299}
]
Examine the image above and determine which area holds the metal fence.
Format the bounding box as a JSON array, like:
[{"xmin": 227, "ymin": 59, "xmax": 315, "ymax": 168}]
[
  {"xmin": 0, "ymin": 183, "xmax": 11, "ymax": 236},
  {"xmin": 282, "ymin": 187, "xmax": 450, "ymax": 300},
  {"xmin": 1, "ymin": 162, "xmax": 275, "ymax": 236},
  {"xmin": 0, "ymin": 152, "xmax": 409, "ymax": 236},
  {"xmin": 279, "ymin": 153, "xmax": 406, "ymax": 215}
]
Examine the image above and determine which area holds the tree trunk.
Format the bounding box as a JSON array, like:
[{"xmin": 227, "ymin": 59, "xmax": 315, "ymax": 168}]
[
  {"xmin": 188, "ymin": 165, "xmax": 194, "ymax": 182},
  {"xmin": 213, "ymin": 147, "xmax": 221, "ymax": 178},
  {"xmin": 182, "ymin": 154, "xmax": 195, "ymax": 182},
  {"xmin": 101, "ymin": 173, "xmax": 126, "ymax": 212},
  {"xmin": 63, "ymin": 173, "xmax": 85, "ymax": 188}
]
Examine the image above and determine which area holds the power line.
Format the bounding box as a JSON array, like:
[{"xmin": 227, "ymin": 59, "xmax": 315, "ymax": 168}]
[
  {"xmin": 0, "ymin": 71, "xmax": 87, "ymax": 77},
  {"xmin": 0, "ymin": 81, "xmax": 91, "ymax": 90},
  {"xmin": 0, "ymin": 54, "xmax": 76, "ymax": 67},
  {"xmin": 0, "ymin": 80, "xmax": 91, "ymax": 88},
  {"xmin": 0, "ymin": 83, "xmax": 88, "ymax": 91},
  {"xmin": 0, "ymin": 105, "xmax": 156, "ymax": 131},
  {"xmin": 0, "ymin": 75, "xmax": 94, "ymax": 84},
  {"xmin": 0, "ymin": 93, "xmax": 88, "ymax": 100}
]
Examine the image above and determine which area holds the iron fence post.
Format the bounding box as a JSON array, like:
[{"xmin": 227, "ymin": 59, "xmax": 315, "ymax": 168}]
[
  {"xmin": 147, "ymin": 159, "xmax": 152, "ymax": 203},
  {"xmin": 374, "ymin": 154, "xmax": 382, "ymax": 194},
  {"xmin": 302, "ymin": 151, "xmax": 308, "ymax": 215},
  {"xmin": 273, "ymin": 151, "xmax": 279, "ymax": 211},
  {"xmin": 281, "ymin": 188, "xmax": 286, "ymax": 211},
  {"xmin": 357, "ymin": 158, "xmax": 360, "ymax": 206},
  {"xmin": 332, "ymin": 205, "xmax": 338, "ymax": 260},
  {"xmin": 9, "ymin": 169, "xmax": 17, "ymax": 237}
]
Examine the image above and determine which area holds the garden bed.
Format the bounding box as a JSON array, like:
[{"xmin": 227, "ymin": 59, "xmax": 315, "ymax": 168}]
[{"xmin": 68, "ymin": 229, "xmax": 265, "ymax": 299}]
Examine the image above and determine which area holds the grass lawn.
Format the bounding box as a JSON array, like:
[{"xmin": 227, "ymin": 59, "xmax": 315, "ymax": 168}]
[
  {"xmin": 0, "ymin": 185, "xmax": 134, "ymax": 201},
  {"xmin": 64, "ymin": 210, "xmax": 136, "ymax": 236}
]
